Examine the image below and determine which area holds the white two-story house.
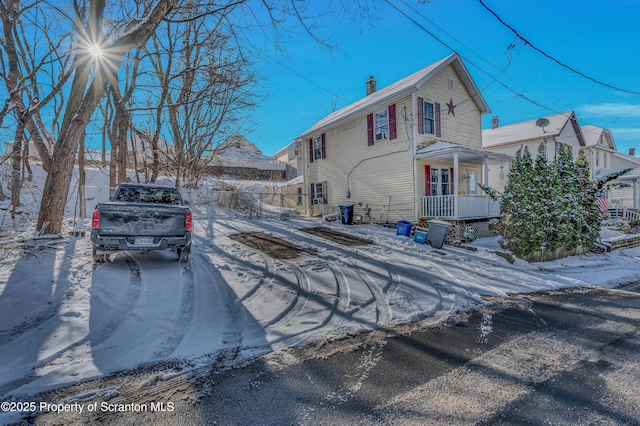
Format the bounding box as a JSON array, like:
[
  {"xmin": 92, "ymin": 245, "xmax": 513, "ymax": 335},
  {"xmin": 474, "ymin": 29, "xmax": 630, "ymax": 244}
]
[{"xmin": 297, "ymin": 53, "xmax": 510, "ymax": 233}]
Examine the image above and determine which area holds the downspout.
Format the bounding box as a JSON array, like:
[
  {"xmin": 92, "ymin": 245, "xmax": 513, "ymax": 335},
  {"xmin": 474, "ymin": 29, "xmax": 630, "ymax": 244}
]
[
  {"xmin": 484, "ymin": 155, "xmax": 489, "ymax": 215},
  {"xmin": 412, "ymin": 92, "xmax": 419, "ymax": 222},
  {"xmin": 301, "ymin": 138, "xmax": 309, "ymax": 216}
]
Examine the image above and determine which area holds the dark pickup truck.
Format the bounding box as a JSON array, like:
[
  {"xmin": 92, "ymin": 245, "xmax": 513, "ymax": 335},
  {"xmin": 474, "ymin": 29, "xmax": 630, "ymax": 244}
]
[{"xmin": 90, "ymin": 183, "xmax": 192, "ymax": 262}]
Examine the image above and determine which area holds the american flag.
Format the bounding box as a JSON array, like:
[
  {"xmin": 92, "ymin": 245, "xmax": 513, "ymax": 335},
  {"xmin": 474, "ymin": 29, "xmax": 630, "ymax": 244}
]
[{"xmin": 596, "ymin": 195, "xmax": 609, "ymax": 212}]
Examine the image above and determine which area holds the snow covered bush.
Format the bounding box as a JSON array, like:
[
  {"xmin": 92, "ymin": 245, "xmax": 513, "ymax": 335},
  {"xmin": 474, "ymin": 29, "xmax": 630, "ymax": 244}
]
[{"xmin": 486, "ymin": 144, "xmax": 628, "ymax": 258}]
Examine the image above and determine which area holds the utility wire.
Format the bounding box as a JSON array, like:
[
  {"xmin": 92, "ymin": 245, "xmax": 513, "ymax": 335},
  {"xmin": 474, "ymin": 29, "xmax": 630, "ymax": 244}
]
[
  {"xmin": 384, "ymin": 0, "xmax": 558, "ymax": 114},
  {"xmin": 478, "ymin": 0, "xmax": 640, "ymax": 96}
]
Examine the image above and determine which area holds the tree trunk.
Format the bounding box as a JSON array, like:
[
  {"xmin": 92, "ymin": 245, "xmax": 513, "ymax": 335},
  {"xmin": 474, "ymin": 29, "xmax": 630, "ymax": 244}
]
[
  {"xmin": 36, "ymin": 0, "xmax": 184, "ymax": 233},
  {"xmin": 79, "ymin": 135, "xmax": 86, "ymax": 219},
  {"xmin": 10, "ymin": 131, "xmax": 23, "ymax": 215}
]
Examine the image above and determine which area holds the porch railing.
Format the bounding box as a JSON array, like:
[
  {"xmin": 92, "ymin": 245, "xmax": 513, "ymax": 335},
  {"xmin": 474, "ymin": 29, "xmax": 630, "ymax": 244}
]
[{"xmin": 420, "ymin": 195, "xmax": 500, "ymax": 219}]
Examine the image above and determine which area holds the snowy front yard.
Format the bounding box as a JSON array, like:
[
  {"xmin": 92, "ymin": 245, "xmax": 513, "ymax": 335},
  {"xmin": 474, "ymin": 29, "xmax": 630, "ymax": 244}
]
[{"xmin": 2, "ymin": 168, "xmax": 640, "ymax": 424}]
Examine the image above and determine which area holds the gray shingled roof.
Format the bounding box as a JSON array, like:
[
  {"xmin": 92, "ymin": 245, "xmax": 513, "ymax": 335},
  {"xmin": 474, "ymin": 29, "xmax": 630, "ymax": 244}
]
[{"xmin": 298, "ymin": 53, "xmax": 489, "ymax": 139}]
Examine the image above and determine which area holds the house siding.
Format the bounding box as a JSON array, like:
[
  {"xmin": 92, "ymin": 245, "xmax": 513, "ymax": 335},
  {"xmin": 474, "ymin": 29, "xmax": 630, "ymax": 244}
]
[
  {"xmin": 607, "ymin": 154, "xmax": 640, "ymax": 207},
  {"xmin": 306, "ymin": 94, "xmax": 415, "ymax": 222},
  {"xmin": 416, "ymin": 65, "xmax": 483, "ymax": 149}
]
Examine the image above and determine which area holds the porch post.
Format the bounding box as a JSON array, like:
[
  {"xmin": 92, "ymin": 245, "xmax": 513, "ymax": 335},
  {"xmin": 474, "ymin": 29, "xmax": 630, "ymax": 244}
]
[
  {"xmin": 484, "ymin": 155, "xmax": 490, "ymax": 216},
  {"xmin": 634, "ymin": 179, "xmax": 639, "ymax": 209},
  {"xmin": 453, "ymin": 151, "xmax": 459, "ymax": 218}
]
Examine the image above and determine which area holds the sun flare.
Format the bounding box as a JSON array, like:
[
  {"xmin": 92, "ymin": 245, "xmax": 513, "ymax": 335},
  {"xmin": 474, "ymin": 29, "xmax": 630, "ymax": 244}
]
[{"xmin": 87, "ymin": 43, "xmax": 104, "ymax": 60}]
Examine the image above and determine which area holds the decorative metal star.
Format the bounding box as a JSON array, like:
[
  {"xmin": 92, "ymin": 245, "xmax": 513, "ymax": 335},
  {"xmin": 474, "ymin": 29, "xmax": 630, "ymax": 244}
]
[{"xmin": 447, "ymin": 98, "xmax": 456, "ymax": 116}]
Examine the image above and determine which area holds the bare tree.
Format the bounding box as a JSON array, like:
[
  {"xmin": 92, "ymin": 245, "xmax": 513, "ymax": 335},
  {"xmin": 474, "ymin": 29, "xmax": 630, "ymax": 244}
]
[
  {"xmin": 0, "ymin": 0, "xmax": 377, "ymax": 234},
  {"xmin": 36, "ymin": 0, "xmax": 179, "ymax": 234},
  {"xmin": 145, "ymin": 14, "xmax": 256, "ymax": 188}
]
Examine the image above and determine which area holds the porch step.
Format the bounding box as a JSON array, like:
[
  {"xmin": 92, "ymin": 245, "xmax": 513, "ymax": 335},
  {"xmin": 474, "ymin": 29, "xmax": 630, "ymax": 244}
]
[{"xmin": 601, "ymin": 234, "xmax": 640, "ymax": 250}]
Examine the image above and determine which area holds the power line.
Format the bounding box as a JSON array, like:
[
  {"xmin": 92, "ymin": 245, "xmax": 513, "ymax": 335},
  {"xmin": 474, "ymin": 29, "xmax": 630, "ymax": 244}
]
[
  {"xmin": 384, "ymin": 0, "xmax": 558, "ymax": 115},
  {"xmin": 478, "ymin": 0, "xmax": 640, "ymax": 96}
]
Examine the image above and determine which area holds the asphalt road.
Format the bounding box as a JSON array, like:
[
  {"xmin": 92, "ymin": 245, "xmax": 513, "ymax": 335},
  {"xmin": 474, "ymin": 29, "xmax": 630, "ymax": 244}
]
[{"xmin": 31, "ymin": 283, "xmax": 640, "ymax": 426}]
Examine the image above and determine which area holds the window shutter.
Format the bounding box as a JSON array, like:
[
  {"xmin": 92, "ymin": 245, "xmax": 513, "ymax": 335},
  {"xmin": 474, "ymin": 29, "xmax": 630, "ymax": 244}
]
[
  {"xmin": 310, "ymin": 183, "xmax": 315, "ymax": 204},
  {"xmin": 389, "ymin": 104, "xmax": 397, "ymax": 140},
  {"xmin": 321, "ymin": 133, "xmax": 326, "ymax": 159},
  {"xmin": 435, "ymin": 102, "xmax": 441, "ymax": 138},
  {"xmin": 323, "ymin": 181, "xmax": 328, "ymax": 204},
  {"xmin": 417, "ymin": 97, "xmax": 424, "ymax": 134},
  {"xmin": 450, "ymin": 167, "xmax": 454, "ymax": 195},
  {"xmin": 425, "ymin": 165, "xmax": 431, "ymax": 195},
  {"xmin": 308, "ymin": 138, "xmax": 314, "ymax": 163},
  {"xmin": 367, "ymin": 113, "xmax": 374, "ymax": 146}
]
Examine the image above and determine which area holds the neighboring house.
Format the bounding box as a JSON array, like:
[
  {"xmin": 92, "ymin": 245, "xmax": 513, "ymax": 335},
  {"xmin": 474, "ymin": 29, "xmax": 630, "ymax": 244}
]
[
  {"xmin": 581, "ymin": 125, "xmax": 640, "ymax": 208},
  {"xmin": 297, "ymin": 53, "xmax": 509, "ymax": 231},
  {"xmin": 273, "ymin": 140, "xmax": 303, "ymax": 180},
  {"xmin": 207, "ymin": 135, "xmax": 286, "ymax": 180},
  {"xmin": 482, "ymin": 111, "xmax": 585, "ymax": 193}
]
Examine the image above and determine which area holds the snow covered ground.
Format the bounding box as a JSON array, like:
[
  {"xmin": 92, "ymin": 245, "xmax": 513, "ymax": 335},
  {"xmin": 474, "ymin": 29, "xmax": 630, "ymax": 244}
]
[{"xmin": 2, "ymin": 164, "xmax": 640, "ymax": 424}]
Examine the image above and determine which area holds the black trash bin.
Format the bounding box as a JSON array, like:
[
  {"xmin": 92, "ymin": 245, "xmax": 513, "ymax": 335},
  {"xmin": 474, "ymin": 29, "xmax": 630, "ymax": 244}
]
[
  {"xmin": 427, "ymin": 220, "xmax": 452, "ymax": 249},
  {"xmin": 338, "ymin": 203, "xmax": 355, "ymax": 225}
]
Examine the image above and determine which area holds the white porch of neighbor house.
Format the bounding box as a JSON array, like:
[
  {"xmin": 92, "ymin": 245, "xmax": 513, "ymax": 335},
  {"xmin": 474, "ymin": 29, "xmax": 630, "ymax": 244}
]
[{"xmin": 415, "ymin": 142, "xmax": 511, "ymax": 220}]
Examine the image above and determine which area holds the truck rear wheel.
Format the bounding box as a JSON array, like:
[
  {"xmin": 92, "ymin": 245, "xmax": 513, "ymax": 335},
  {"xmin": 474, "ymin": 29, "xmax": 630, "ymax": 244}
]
[
  {"xmin": 92, "ymin": 245, "xmax": 108, "ymax": 263},
  {"xmin": 177, "ymin": 246, "xmax": 190, "ymax": 262}
]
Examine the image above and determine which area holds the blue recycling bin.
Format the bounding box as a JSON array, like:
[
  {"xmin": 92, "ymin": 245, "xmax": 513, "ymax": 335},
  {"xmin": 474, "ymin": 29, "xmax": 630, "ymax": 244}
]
[
  {"xmin": 339, "ymin": 203, "xmax": 355, "ymax": 225},
  {"xmin": 396, "ymin": 220, "xmax": 412, "ymax": 236},
  {"xmin": 413, "ymin": 230, "xmax": 427, "ymax": 244}
]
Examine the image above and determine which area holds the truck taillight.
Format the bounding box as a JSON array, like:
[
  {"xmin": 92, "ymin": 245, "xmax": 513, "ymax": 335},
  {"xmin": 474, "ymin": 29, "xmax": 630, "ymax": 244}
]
[
  {"xmin": 185, "ymin": 213, "xmax": 192, "ymax": 231},
  {"xmin": 92, "ymin": 210, "xmax": 101, "ymax": 229}
]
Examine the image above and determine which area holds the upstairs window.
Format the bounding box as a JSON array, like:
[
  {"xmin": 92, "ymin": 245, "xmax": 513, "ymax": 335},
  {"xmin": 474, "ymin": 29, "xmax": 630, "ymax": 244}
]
[
  {"xmin": 308, "ymin": 133, "xmax": 326, "ymax": 163},
  {"xmin": 374, "ymin": 109, "xmax": 389, "ymax": 142},
  {"xmin": 417, "ymin": 97, "xmax": 440, "ymax": 137},
  {"xmin": 367, "ymin": 104, "xmax": 396, "ymax": 146},
  {"xmin": 423, "ymin": 101, "xmax": 435, "ymax": 135},
  {"xmin": 556, "ymin": 141, "xmax": 572, "ymax": 157}
]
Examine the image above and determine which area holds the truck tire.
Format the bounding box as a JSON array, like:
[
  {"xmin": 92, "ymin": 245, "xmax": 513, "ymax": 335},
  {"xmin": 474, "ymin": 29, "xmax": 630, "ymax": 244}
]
[
  {"xmin": 177, "ymin": 247, "xmax": 190, "ymax": 262},
  {"xmin": 92, "ymin": 245, "xmax": 107, "ymax": 263}
]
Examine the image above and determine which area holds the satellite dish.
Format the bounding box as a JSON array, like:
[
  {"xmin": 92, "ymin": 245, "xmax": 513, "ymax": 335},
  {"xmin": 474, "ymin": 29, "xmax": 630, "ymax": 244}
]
[{"xmin": 536, "ymin": 118, "xmax": 550, "ymax": 133}]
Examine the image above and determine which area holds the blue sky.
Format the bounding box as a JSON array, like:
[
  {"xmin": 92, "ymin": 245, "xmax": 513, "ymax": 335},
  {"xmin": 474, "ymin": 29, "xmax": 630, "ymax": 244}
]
[{"xmin": 244, "ymin": 0, "xmax": 640, "ymax": 156}]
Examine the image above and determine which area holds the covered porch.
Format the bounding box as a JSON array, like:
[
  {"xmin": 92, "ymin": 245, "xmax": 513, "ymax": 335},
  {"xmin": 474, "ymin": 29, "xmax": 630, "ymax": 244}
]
[{"xmin": 415, "ymin": 142, "xmax": 511, "ymax": 220}]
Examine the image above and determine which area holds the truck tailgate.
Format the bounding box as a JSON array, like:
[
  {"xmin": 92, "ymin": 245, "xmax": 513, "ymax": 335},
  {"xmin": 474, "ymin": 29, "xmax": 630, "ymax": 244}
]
[{"xmin": 97, "ymin": 203, "xmax": 188, "ymax": 236}]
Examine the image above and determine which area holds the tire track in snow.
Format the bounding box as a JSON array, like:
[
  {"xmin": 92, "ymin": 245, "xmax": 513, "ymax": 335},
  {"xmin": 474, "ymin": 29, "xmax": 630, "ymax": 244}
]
[
  {"xmin": 0, "ymin": 252, "xmax": 143, "ymax": 398},
  {"xmin": 151, "ymin": 259, "xmax": 195, "ymax": 360},
  {"xmin": 91, "ymin": 253, "xmax": 144, "ymax": 347},
  {"xmin": 193, "ymin": 253, "xmax": 244, "ymax": 365}
]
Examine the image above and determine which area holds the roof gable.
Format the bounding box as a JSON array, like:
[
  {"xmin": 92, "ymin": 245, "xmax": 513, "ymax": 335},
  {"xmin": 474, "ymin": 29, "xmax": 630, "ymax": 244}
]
[
  {"xmin": 581, "ymin": 124, "xmax": 616, "ymax": 150},
  {"xmin": 299, "ymin": 53, "xmax": 489, "ymax": 138}
]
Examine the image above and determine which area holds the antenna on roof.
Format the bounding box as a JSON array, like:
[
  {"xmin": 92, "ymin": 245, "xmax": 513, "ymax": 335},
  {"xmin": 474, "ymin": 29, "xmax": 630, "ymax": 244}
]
[{"xmin": 536, "ymin": 118, "xmax": 550, "ymax": 133}]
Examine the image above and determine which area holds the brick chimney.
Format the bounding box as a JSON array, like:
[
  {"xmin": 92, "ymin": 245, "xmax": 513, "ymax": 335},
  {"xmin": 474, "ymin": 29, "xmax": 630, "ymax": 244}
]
[
  {"xmin": 366, "ymin": 76, "xmax": 376, "ymax": 96},
  {"xmin": 630, "ymin": 147, "xmax": 636, "ymax": 156},
  {"xmin": 492, "ymin": 116, "xmax": 499, "ymax": 129}
]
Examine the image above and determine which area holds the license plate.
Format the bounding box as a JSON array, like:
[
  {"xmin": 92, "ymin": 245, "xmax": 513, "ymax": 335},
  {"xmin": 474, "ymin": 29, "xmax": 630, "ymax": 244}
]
[{"xmin": 134, "ymin": 237, "xmax": 154, "ymax": 245}]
